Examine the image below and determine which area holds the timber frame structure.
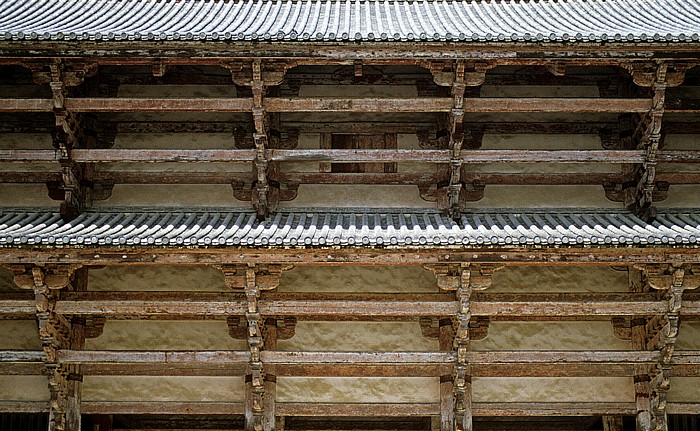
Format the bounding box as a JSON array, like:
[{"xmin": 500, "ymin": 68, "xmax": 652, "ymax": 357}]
[{"xmin": 1, "ymin": 1, "xmax": 700, "ymax": 430}]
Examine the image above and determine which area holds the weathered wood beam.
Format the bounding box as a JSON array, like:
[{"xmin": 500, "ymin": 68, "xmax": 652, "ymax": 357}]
[
  {"xmin": 5, "ymin": 248, "xmax": 700, "ymax": 266},
  {"xmin": 81, "ymin": 401, "xmax": 245, "ymax": 415},
  {"xmin": 473, "ymin": 403, "xmax": 638, "ymax": 417},
  {"xmin": 0, "ymin": 97, "xmax": 654, "ymax": 113}
]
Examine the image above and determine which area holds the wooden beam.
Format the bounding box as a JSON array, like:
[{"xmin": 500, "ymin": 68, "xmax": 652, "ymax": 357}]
[
  {"xmin": 472, "ymin": 403, "xmax": 637, "ymax": 416},
  {"xmin": 81, "ymin": 401, "xmax": 244, "ymax": 415},
  {"xmin": 276, "ymin": 403, "xmax": 439, "ymax": 417}
]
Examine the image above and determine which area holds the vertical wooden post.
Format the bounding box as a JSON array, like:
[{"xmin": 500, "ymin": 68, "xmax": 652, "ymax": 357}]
[
  {"xmin": 630, "ymin": 267, "xmax": 652, "ymax": 431},
  {"xmin": 439, "ymin": 318, "xmax": 454, "ymax": 431},
  {"xmin": 603, "ymin": 416, "xmax": 624, "ymax": 431},
  {"xmin": 263, "ymin": 319, "xmax": 278, "ymax": 431}
]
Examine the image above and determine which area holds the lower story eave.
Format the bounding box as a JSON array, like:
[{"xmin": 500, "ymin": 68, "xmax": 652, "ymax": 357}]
[{"xmin": 1, "ymin": 244, "xmax": 700, "ymax": 265}]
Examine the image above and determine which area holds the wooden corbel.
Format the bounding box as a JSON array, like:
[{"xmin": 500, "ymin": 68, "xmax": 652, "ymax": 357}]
[
  {"xmin": 152, "ymin": 58, "xmax": 170, "ymax": 77},
  {"xmin": 424, "ymin": 263, "xmax": 503, "ymax": 292},
  {"xmin": 622, "ymin": 62, "xmax": 691, "ymax": 88},
  {"xmin": 83, "ymin": 316, "xmax": 106, "ymax": 339},
  {"xmin": 420, "ymin": 316, "xmax": 489, "ymax": 341},
  {"xmin": 611, "ymin": 317, "xmax": 632, "ymax": 341},
  {"xmin": 10, "ymin": 264, "xmax": 81, "ymax": 291}
]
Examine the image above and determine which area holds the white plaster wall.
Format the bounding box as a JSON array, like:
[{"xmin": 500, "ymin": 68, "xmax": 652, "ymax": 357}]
[
  {"xmin": 0, "ymin": 376, "xmax": 50, "ymax": 401},
  {"xmin": 0, "ymin": 266, "xmax": 19, "ymax": 291},
  {"xmin": 472, "ymin": 321, "xmax": 631, "ymax": 351},
  {"xmin": 469, "ymin": 185, "xmax": 614, "ymax": 208},
  {"xmin": 0, "ymin": 320, "xmax": 41, "ymax": 350},
  {"xmin": 668, "ymin": 377, "xmax": 700, "ymax": 402},
  {"xmin": 298, "ymin": 85, "xmax": 418, "ymax": 98},
  {"xmin": 0, "ymin": 184, "xmax": 55, "ymax": 207},
  {"xmin": 279, "ymin": 184, "xmax": 434, "ymax": 209},
  {"xmin": 278, "ymin": 266, "xmax": 438, "ymax": 293},
  {"xmin": 278, "ymin": 322, "xmax": 437, "ymax": 352},
  {"xmin": 472, "ymin": 377, "xmax": 634, "ymax": 403},
  {"xmin": 480, "ymin": 85, "xmax": 599, "ymax": 98},
  {"xmin": 658, "ymin": 134, "xmax": 699, "ymax": 173},
  {"xmin": 276, "ymin": 377, "xmax": 438, "ymax": 403},
  {"xmin": 85, "ymin": 321, "xmax": 247, "ymax": 351},
  {"xmin": 677, "ymin": 321, "xmax": 700, "ymax": 350},
  {"xmin": 489, "ymin": 266, "xmax": 628, "ymax": 293},
  {"xmin": 118, "ymin": 85, "xmax": 237, "ymax": 99},
  {"xmin": 88, "ymin": 266, "xmax": 228, "ymax": 292},
  {"xmin": 655, "ymin": 185, "xmax": 700, "ymax": 208},
  {"xmin": 103, "ymin": 132, "xmax": 248, "ymax": 173},
  {"xmin": 469, "ymin": 134, "xmax": 615, "ymax": 174},
  {"xmin": 82, "ymin": 376, "xmax": 245, "ymax": 402}
]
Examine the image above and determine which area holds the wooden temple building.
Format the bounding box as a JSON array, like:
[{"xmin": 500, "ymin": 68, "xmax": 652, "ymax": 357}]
[{"xmin": 2, "ymin": 0, "xmax": 700, "ymax": 430}]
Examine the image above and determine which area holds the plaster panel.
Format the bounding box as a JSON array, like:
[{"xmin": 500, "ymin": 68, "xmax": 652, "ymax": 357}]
[
  {"xmin": 469, "ymin": 185, "xmax": 614, "ymax": 208},
  {"xmin": 677, "ymin": 321, "xmax": 700, "ymax": 350},
  {"xmin": 85, "ymin": 321, "xmax": 247, "ymax": 351},
  {"xmin": 489, "ymin": 266, "xmax": 628, "ymax": 293},
  {"xmin": 471, "ymin": 321, "xmax": 631, "ymax": 351},
  {"xmin": 283, "ymin": 133, "xmax": 321, "ymax": 173},
  {"xmin": 0, "ymin": 266, "xmax": 20, "ymax": 291},
  {"xmin": 92, "ymin": 184, "xmax": 248, "ymax": 207},
  {"xmin": 668, "ymin": 377, "xmax": 700, "ymax": 402},
  {"xmin": 278, "ymin": 266, "xmax": 438, "ymax": 293},
  {"xmin": 83, "ymin": 376, "xmax": 245, "ymax": 402},
  {"xmin": 467, "ymin": 134, "xmax": 616, "ymax": 174},
  {"xmin": 472, "ymin": 377, "xmax": 634, "ymax": 403},
  {"xmin": 118, "ymin": 85, "xmax": 237, "ymax": 98},
  {"xmin": 480, "ymin": 85, "xmax": 600, "ymax": 98},
  {"xmin": 0, "ymin": 84, "xmax": 49, "ymax": 98},
  {"xmin": 0, "ymin": 184, "xmax": 55, "ymax": 207},
  {"xmin": 0, "ymin": 376, "xmax": 50, "ymax": 401},
  {"xmin": 88, "ymin": 266, "xmax": 228, "ymax": 292},
  {"xmin": 277, "ymin": 322, "xmax": 438, "ymax": 352},
  {"xmin": 278, "ymin": 185, "xmax": 434, "ymax": 208},
  {"xmin": 298, "ymin": 85, "xmax": 418, "ymax": 98},
  {"xmin": 655, "ymin": 185, "xmax": 700, "ymax": 208},
  {"xmin": 0, "ymin": 320, "xmax": 41, "ymax": 350},
  {"xmin": 276, "ymin": 377, "xmax": 438, "ymax": 403},
  {"xmin": 658, "ymin": 134, "xmax": 698, "ymax": 173},
  {"xmin": 0, "ymin": 133, "xmax": 53, "ymax": 149},
  {"xmin": 398, "ymin": 133, "xmax": 433, "ymax": 174}
]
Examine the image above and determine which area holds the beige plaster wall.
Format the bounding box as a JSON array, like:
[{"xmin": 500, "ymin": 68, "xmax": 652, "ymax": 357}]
[
  {"xmin": 298, "ymin": 85, "xmax": 418, "ymax": 98},
  {"xmin": 276, "ymin": 377, "xmax": 438, "ymax": 404},
  {"xmin": 472, "ymin": 321, "xmax": 631, "ymax": 351},
  {"xmin": 85, "ymin": 321, "xmax": 247, "ymax": 351},
  {"xmin": 668, "ymin": 377, "xmax": 700, "ymax": 402},
  {"xmin": 472, "ymin": 377, "xmax": 634, "ymax": 403},
  {"xmin": 0, "ymin": 184, "xmax": 55, "ymax": 207},
  {"xmin": 278, "ymin": 322, "xmax": 437, "ymax": 352},
  {"xmin": 469, "ymin": 185, "xmax": 614, "ymax": 208},
  {"xmin": 278, "ymin": 266, "xmax": 438, "ymax": 293},
  {"xmin": 0, "ymin": 266, "xmax": 20, "ymax": 291},
  {"xmin": 118, "ymin": 85, "xmax": 237, "ymax": 99},
  {"xmin": 0, "ymin": 320, "xmax": 41, "ymax": 350},
  {"xmin": 82, "ymin": 376, "xmax": 245, "ymax": 402},
  {"xmin": 655, "ymin": 185, "xmax": 700, "ymax": 208},
  {"xmin": 0, "ymin": 376, "xmax": 50, "ymax": 401},
  {"xmin": 92, "ymin": 184, "xmax": 249, "ymax": 208},
  {"xmin": 88, "ymin": 266, "xmax": 228, "ymax": 292},
  {"xmin": 489, "ymin": 266, "xmax": 628, "ymax": 293},
  {"xmin": 677, "ymin": 321, "xmax": 700, "ymax": 350}
]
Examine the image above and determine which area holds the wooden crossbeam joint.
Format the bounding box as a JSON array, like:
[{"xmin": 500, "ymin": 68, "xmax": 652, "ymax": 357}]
[
  {"xmin": 220, "ymin": 263, "xmax": 290, "ymax": 431},
  {"xmin": 637, "ymin": 264, "xmax": 700, "ymax": 431}
]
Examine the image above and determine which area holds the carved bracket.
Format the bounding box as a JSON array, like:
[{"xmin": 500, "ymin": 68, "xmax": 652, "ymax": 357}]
[
  {"xmin": 603, "ymin": 181, "xmax": 669, "ymax": 204},
  {"xmin": 622, "ymin": 62, "xmax": 693, "ymax": 87},
  {"xmin": 611, "ymin": 317, "xmax": 632, "ymax": 341},
  {"xmin": 218, "ymin": 264, "xmax": 294, "ymax": 291},
  {"xmin": 420, "ymin": 317, "xmax": 489, "ymax": 341},
  {"xmin": 424, "ymin": 263, "xmax": 504, "ymax": 291},
  {"xmin": 11, "ymin": 264, "xmax": 81, "ymax": 291}
]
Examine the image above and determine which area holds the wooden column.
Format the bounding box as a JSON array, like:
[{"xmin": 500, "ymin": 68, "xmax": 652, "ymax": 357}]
[
  {"xmin": 222, "ymin": 264, "xmax": 291, "ymax": 431},
  {"xmin": 634, "ymin": 264, "xmax": 700, "ymax": 431},
  {"xmin": 12, "ymin": 264, "xmax": 82, "ymax": 431},
  {"xmin": 426, "ymin": 263, "xmax": 500, "ymax": 431}
]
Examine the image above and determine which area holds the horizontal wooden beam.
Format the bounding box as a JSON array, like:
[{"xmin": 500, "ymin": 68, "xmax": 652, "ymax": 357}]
[
  {"xmin": 0, "ymin": 350, "xmax": 45, "ymax": 362},
  {"xmin": 276, "ymin": 403, "xmax": 439, "ymax": 417},
  {"xmin": 81, "ymin": 401, "xmax": 244, "ymax": 415},
  {"xmin": 0, "ymin": 97, "xmax": 654, "ymax": 114},
  {"xmin": 76, "ymin": 401, "xmax": 643, "ymax": 417},
  {"xmin": 48, "ymin": 292, "xmax": 680, "ymax": 319},
  {"xmin": 3, "ymin": 248, "xmax": 700, "ymax": 266},
  {"xmin": 0, "ymin": 401, "xmax": 50, "ymax": 413},
  {"xmin": 472, "ymin": 402, "xmax": 637, "ymax": 416},
  {"xmin": 57, "ymin": 350, "xmax": 671, "ymax": 366}
]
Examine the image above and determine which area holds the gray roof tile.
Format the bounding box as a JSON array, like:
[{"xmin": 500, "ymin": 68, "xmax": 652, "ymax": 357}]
[
  {"xmin": 0, "ymin": 0, "xmax": 699, "ymax": 43},
  {"xmin": 0, "ymin": 209, "xmax": 699, "ymax": 248}
]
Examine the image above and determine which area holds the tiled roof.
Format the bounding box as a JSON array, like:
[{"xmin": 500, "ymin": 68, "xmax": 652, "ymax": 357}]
[
  {"xmin": 0, "ymin": 0, "xmax": 699, "ymax": 44},
  {"xmin": 0, "ymin": 209, "xmax": 698, "ymax": 247}
]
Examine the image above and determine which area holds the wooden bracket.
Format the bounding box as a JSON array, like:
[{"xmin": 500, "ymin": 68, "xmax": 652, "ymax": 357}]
[
  {"xmin": 622, "ymin": 62, "xmax": 692, "ymax": 88},
  {"xmin": 83, "ymin": 316, "xmax": 106, "ymax": 339},
  {"xmin": 218, "ymin": 264, "xmax": 293, "ymax": 291},
  {"xmin": 424, "ymin": 263, "xmax": 504, "ymax": 291},
  {"xmin": 11, "ymin": 264, "xmax": 81, "ymax": 291},
  {"xmin": 611, "ymin": 317, "xmax": 632, "ymax": 341},
  {"xmin": 603, "ymin": 181, "xmax": 669, "ymax": 204},
  {"xmin": 421, "ymin": 317, "xmax": 489, "ymax": 341}
]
